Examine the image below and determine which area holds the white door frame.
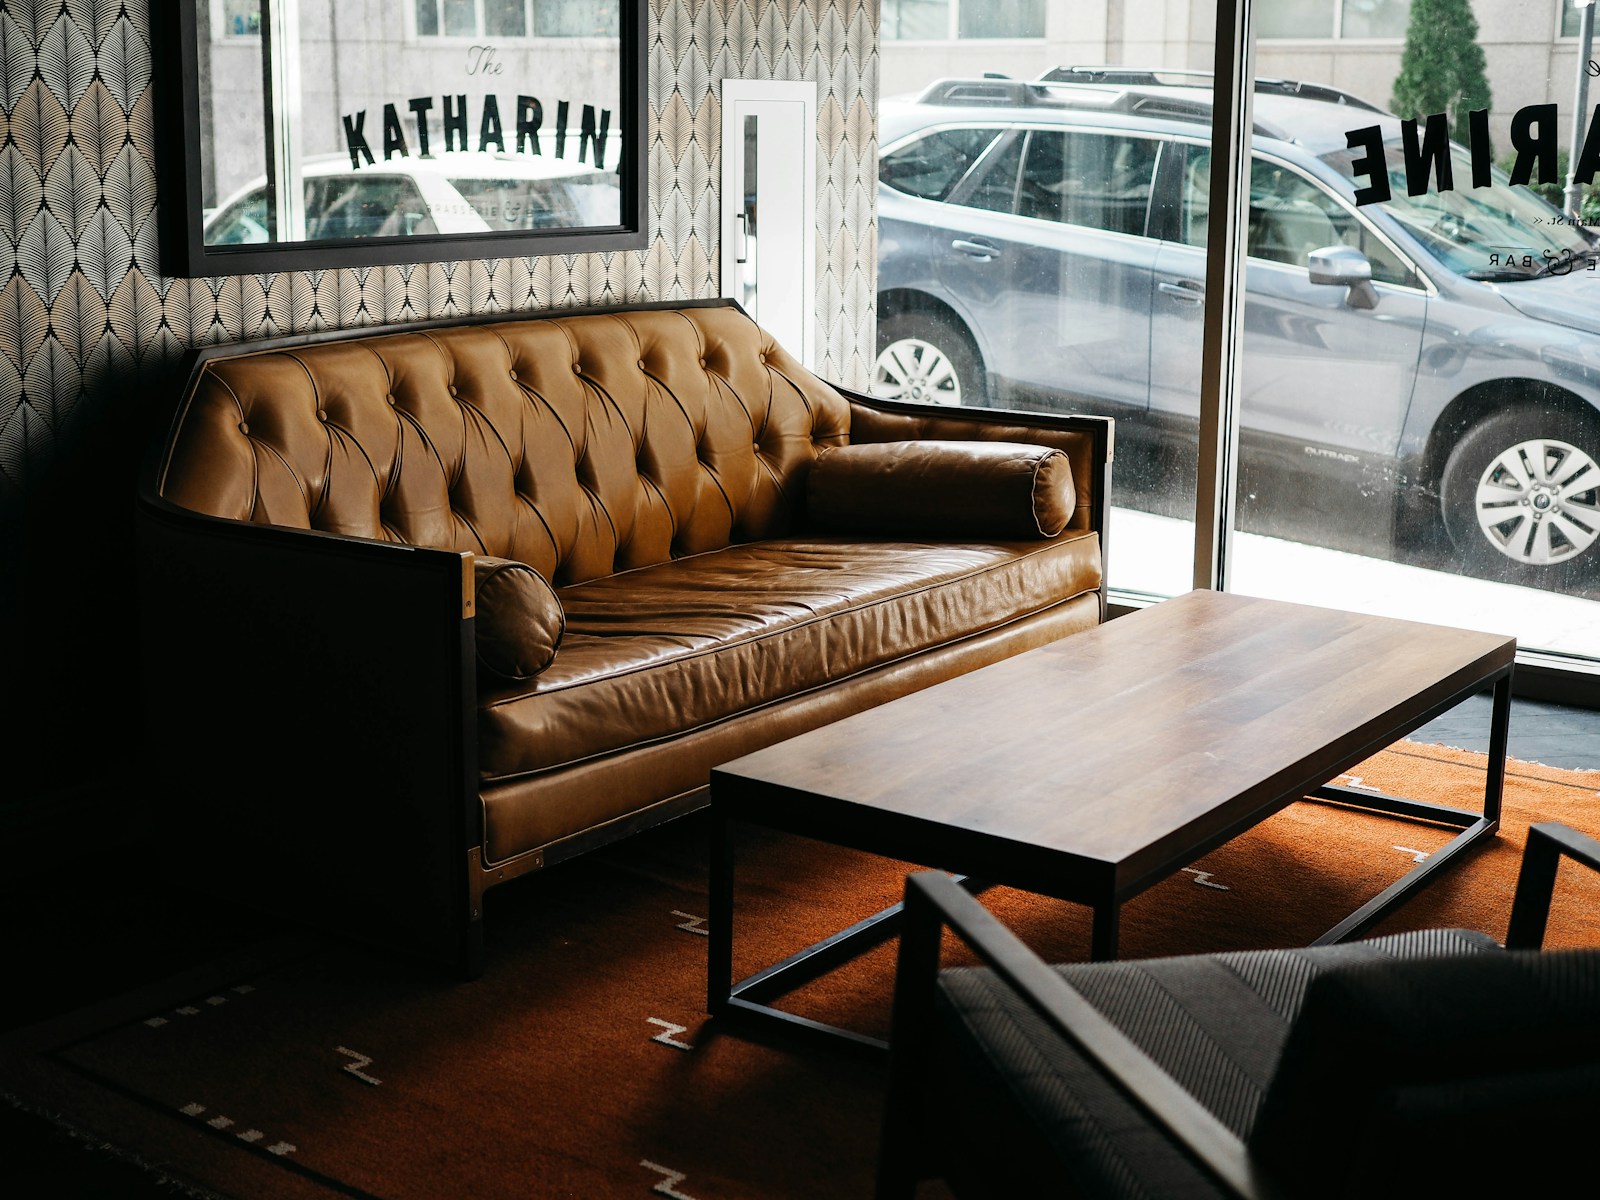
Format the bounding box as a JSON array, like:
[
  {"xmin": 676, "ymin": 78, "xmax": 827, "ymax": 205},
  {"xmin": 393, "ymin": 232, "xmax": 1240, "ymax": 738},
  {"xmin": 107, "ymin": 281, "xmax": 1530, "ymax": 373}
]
[{"xmin": 720, "ymin": 79, "xmax": 817, "ymax": 369}]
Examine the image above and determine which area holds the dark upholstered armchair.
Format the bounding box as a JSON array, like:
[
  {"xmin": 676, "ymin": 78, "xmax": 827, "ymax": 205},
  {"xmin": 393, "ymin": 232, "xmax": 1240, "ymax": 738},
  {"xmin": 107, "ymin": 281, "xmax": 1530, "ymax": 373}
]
[{"xmin": 878, "ymin": 822, "xmax": 1600, "ymax": 1200}]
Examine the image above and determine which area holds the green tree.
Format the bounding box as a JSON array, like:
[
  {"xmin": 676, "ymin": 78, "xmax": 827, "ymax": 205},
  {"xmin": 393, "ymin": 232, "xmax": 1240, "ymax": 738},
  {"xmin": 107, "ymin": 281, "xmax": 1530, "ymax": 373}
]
[{"xmin": 1390, "ymin": 0, "xmax": 1493, "ymax": 145}]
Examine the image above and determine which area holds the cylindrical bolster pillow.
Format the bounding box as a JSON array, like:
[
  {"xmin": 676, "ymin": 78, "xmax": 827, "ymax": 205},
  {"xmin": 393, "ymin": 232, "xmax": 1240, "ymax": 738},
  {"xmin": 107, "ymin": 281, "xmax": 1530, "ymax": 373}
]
[
  {"xmin": 472, "ymin": 556, "xmax": 565, "ymax": 682},
  {"xmin": 807, "ymin": 440, "xmax": 1076, "ymax": 538}
]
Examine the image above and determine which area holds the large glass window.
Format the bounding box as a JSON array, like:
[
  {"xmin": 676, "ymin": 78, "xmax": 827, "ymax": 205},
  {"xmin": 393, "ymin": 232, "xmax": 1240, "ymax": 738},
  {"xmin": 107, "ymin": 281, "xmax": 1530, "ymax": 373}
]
[
  {"xmin": 870, "ymin": 2, "xmax": 1600, "ymax": 676},
  {"xmin": 1258, "ymin": 0, "xmax": 1411, "ymax": 39},
  {"xmin": 1244, "ymin": 0, "xmax": 1600, "ymax": 662},
  {"xmin": 882, "ymin": 0, "xmax": 1045, "ymax": 41},
  {"xmin": 959, "ymin": 0, "xmax": 1045, "ymax": 39},
  {"xmin": 870, "ymin": 63, "xmax": 1205, "ymax": 600},
  {"xmin": 413, "ymin": 0, "xmax": 616, "ymax": 38}
]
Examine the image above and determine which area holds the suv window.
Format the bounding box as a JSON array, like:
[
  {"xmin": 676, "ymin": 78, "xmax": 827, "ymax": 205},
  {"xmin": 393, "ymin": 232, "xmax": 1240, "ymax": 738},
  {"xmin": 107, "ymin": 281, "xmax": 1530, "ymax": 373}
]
[
  {"xmin": 1017, "ymin": 130, "xmax": 1158, "ymax": 237},
  {"xmin": 1180, "ymin": 147, "xmax": 1417, "ymax": 287},
  {"xmin": 956, "ymin": 132, "xmax": 1025, "ymax": 214},
  {"xmin": 881, "ymin": 127, "xmax": 1002, "ymax": 201}
]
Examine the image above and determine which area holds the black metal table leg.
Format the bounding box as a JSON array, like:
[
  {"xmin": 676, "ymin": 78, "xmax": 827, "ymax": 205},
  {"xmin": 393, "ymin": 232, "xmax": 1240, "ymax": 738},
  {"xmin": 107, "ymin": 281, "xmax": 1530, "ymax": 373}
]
[
  {"xmin": 1309, "ymin": 664, "xmax": 1512, "ymax": 945},
  {"xmin": 707, "ymin": 814, "xmax": 997, "ymax": 1057},
  {"xmin": 708, "ymin": 806, "xmax": 734, "ymax": 1018},
  {"xmin": 1484, "ymin": 669, "xmax": 1511, "ymax": 823}
]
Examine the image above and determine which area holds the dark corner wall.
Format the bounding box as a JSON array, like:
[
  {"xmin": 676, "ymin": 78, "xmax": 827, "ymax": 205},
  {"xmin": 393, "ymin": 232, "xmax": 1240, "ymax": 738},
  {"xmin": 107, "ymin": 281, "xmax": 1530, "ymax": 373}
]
[{"xmin": 0, "ymin": 0, "xmax": 878, "ymax": 843}]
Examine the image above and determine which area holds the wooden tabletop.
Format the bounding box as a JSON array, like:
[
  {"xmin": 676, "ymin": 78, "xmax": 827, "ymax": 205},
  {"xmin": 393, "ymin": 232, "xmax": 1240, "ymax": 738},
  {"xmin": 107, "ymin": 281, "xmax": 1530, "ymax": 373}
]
[{"xmin": 711, "ymin": 589, "xmax": 1516, "ymax": 900}]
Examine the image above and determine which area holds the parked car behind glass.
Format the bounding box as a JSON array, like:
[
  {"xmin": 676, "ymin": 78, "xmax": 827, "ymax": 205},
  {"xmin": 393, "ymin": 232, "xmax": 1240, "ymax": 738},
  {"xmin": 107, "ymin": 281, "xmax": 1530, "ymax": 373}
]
[
  {"xmin": 203, "ymin": 150, "xmax": 621, "ymax": 243},
  {"xmin": 874, "ymin": 69, "xmax": 1600, "ymax": 585}
]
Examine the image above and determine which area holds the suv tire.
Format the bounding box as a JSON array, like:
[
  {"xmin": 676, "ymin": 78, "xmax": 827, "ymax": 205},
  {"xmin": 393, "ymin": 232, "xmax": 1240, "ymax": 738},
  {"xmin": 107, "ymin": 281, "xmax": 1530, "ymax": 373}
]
[
  {"xmin": 872, "ymin": 310, "xmax": 987, "ymax": 407},
  {"xmin": 1440, "ymin": 406, "xmax": 1600, "ymax": 580}
]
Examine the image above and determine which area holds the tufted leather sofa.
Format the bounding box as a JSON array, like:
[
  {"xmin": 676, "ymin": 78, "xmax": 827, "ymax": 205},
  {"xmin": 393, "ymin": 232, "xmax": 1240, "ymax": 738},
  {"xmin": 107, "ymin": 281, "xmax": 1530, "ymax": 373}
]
[{"xmin": 137, "ymin": 299, "xmax": 1111, "ymax": 976}]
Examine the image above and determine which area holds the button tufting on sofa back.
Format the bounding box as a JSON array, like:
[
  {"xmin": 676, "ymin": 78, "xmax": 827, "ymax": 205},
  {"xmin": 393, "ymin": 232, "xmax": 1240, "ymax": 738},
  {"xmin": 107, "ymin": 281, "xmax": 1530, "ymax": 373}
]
[{"xmin": 159, "ymin": 305, "xmax": 853, "ymax": 584}]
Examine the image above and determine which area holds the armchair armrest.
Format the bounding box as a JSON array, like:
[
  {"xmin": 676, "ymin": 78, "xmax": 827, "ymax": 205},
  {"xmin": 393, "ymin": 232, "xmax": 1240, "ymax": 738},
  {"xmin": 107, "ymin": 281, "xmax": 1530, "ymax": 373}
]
[
  {"xmin": 880, "ymin": 871, "xmax": 1279, "ymax": 1200},
  {"xmin": 1505, "ymin": 822, "xmax": 1600, "ymax": 948}
]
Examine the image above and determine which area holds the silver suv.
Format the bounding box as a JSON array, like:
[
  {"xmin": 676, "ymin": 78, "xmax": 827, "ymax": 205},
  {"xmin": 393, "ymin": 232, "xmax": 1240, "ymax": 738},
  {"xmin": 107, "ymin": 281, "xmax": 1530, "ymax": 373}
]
[{"xmin": 874, "ymin": 69, "xmax": 1600, "ymax": 585}]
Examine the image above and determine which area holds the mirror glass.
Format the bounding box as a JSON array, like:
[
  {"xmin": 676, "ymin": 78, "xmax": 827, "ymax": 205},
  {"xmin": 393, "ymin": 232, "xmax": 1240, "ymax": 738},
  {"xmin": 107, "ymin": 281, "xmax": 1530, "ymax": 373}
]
[{"xmin": 166, "ymin": 1, "xmax": 642, "ymax": 274}]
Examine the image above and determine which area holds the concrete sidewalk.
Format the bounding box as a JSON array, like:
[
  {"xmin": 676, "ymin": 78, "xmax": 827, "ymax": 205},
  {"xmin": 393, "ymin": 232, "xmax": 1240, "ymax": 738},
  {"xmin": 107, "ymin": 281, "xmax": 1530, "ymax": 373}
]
[{"xmin": 1111, "ymin": 508, "xmax": 1600, "ymax": 659}]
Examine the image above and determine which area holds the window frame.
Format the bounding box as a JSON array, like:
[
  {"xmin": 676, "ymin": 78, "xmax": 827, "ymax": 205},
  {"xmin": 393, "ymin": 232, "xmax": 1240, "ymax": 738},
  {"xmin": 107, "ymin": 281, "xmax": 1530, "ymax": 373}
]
[{"xmin": 1560, "ymin": 0, "xmax": 1598, "ymax": 39}]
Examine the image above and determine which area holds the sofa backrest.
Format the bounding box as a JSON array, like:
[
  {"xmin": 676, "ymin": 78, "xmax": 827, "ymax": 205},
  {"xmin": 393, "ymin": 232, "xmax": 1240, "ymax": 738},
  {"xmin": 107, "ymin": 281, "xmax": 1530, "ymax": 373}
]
[{"xmin": 158, "ymin": 303, "xmax": 852, "ymax": 585}]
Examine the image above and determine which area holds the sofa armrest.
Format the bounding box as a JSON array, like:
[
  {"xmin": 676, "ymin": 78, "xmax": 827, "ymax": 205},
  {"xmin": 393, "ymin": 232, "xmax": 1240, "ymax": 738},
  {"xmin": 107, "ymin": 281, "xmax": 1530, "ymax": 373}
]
[
  {"xmin": 807, "ymin": 440, "xmax": 1076, "ymax": 539},
  {"xmin": 1506, "ymin": 822, "xmax": 1600, "ymax": 948},
  {"xmin": 136, "ymin": 489, "xmax": 483, "ymax": 976}
]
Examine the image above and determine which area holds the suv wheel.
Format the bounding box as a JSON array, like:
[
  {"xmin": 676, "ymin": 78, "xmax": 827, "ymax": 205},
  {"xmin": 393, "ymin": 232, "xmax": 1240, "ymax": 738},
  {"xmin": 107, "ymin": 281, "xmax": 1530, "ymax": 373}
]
[
  {"xmin": 872, "ymin": 310, "xmax": 986, "ymax": 407},
  {"xmin": 1440, "ymin": 407, "xmax": 1600, "ymax": 578}
]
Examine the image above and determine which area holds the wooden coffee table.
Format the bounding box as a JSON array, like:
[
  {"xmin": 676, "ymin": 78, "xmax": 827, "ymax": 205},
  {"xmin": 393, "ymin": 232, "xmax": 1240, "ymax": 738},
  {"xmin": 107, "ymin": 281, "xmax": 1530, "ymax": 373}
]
[{"xmin": 706, "ymin": 589, "xmax": 1515, "ymax": 1054}]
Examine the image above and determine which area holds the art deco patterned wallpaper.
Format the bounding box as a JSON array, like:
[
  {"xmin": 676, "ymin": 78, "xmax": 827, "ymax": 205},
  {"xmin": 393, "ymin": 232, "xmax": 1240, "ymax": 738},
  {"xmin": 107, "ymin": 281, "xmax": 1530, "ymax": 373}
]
[{"xmin": 0, "ymin": 0, "xmax": 880, "ymax": 514}]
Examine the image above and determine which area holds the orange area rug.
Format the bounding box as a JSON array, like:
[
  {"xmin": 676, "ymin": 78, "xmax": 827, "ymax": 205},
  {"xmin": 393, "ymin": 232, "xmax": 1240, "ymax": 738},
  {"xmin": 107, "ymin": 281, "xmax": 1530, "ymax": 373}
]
[{"xmin": 2, "ymin": 743, "xmax": 1596, "ymax": 1200}]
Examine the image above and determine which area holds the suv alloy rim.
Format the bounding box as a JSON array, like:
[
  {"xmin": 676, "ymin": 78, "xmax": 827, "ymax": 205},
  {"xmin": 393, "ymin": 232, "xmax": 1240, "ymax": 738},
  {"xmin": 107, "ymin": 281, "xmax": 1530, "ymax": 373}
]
[
  {"xmin": 873, "ymin": 337, "xmax": 963, "ymax": 405},
  {"xmin": 1474, "ymin": 437, "xmax": 1600, "ymax": 566}
]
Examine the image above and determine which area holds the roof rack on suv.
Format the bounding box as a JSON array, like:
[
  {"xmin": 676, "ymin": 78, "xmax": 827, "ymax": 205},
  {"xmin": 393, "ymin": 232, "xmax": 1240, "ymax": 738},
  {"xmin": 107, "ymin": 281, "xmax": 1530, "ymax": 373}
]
[
  {"xmin": 909, "ymin": 68, "xmax": 1386, "ymax": 142},
  {"xmin": 1036, "ymin": 66, "xmax": 1386, "ymax": 113},
  {"xmin": 910, "ymin": 75, "xmax": 1263, "ymax": 133}
]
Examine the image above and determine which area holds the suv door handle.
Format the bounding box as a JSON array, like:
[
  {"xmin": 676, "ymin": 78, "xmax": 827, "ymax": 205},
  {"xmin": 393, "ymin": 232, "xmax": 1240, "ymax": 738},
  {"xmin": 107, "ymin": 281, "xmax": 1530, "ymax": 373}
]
[
  {"xmin": 1158, "ymin": 279, "xmax": 1205, "ymax": 304},
  {"xmin": 952, "ymin": 239, "xmax": 999, "ymax": 261}
]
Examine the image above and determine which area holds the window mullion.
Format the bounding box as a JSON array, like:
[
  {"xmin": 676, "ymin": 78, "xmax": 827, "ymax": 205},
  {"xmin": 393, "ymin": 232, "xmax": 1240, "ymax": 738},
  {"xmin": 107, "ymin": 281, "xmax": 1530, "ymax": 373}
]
[
  {"xmin": 1193, "ymin": 0, "xmax": 1255, "ymax": 592},
  {"xmin": 261, "ymin": 0, "xmax": 306, "ymax": 242}
]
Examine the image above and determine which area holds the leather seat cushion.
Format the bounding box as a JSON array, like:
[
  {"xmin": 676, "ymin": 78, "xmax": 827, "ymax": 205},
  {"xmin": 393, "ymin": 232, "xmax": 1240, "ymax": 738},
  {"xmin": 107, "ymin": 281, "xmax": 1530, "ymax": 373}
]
[{"xmin": 476, "ymin": 530, "xmax": 1102, "ymax": 782}]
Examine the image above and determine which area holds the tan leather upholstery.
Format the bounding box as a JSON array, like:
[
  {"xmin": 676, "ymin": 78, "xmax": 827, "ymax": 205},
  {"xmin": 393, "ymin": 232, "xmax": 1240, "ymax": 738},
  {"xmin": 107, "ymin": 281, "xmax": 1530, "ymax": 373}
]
[
  {"xmin": 471, "ymin": 556, "xmax": 564, "ymax": 681},
  {"xmin": 149, "ymin": 300, "xmax": 1110, "ymax": 969},
  {"xmin": 479, "ymin": 532, "xmax": 1101, "ymax": 784},
  {"xmin": 808, "ymin": 440, "xmax": 1076, "ymax": 539},
  {"xmin": 161, "ymin": 306, "xmax": 850, "ymax": 583},
  {"xmin": 845, "ymin": 404, "xmax": 1107, "ymax": 535},
  {"xmin": 480, "ymin": 592, "xmax": 1102, "ymax": 863}
]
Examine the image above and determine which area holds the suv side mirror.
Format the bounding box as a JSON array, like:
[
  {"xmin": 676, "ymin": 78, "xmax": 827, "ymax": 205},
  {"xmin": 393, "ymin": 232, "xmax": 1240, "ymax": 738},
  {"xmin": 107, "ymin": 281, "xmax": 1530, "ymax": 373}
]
[{"xmin": 1307, "ymin": 244, "xmax": 1377, "ymax": 310}]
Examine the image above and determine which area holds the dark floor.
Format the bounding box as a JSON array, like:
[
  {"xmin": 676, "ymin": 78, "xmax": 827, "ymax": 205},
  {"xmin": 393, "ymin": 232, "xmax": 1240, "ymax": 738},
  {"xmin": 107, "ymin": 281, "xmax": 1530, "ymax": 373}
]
[
  {"xmin": 2, "ymin": 694, "xmax": 1597, "ymax": 1197},
  {"xmin": 1411, "ymin": 694, "xmax": 1600, "ymax": 771}
]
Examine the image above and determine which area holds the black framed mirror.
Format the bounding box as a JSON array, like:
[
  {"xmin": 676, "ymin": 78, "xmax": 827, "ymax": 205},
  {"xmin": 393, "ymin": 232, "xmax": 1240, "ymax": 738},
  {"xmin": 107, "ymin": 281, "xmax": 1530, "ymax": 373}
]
[{"xmin": 156, "ymin": 1, "xmax": 647, "ymax": 277}]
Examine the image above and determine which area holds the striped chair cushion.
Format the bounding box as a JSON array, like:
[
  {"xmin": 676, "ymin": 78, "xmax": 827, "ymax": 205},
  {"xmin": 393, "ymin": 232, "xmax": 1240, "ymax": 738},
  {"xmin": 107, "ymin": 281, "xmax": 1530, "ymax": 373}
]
[{"xmin": 932, "ymin": 928, "xmax": 1501, "ymax": 1199}]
